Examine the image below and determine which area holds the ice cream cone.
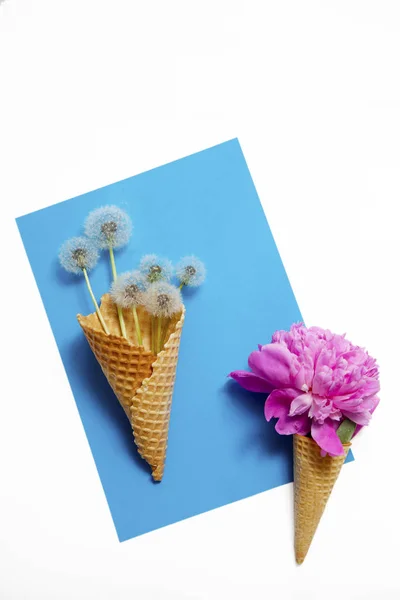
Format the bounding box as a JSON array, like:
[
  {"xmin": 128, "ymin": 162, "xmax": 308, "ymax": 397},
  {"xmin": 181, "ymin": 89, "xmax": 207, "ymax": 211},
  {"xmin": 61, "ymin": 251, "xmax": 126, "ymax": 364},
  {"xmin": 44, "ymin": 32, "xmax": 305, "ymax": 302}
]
[
  {"xmin": 293, "ymin": 434, "xmax": 351, "ymax": 565},
  {"xmin": 77, "ymin": 294, "xmax": 185, "ymax": 480}
]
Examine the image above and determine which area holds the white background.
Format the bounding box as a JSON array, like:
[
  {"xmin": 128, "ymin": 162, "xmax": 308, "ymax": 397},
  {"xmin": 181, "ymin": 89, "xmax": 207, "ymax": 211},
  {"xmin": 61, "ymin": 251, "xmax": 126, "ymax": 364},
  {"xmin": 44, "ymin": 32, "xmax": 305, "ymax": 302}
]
[{"xmin": 1, "ymin": 1, "xmax": 399, "ymax": 598}]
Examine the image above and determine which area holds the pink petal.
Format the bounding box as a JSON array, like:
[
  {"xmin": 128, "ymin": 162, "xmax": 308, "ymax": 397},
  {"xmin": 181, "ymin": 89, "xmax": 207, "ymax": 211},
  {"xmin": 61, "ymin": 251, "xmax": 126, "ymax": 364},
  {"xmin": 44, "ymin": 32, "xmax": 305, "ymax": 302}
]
[
  {"xmin": 311, "ymin": 419, "xmax": 344, "ymax": 456},
  {"xmin": 312, "ymin": 367, "xmax": 334, "ymax": 397},
  {"xmin": 229, "ymin": 370, "xmax": 273, "ymax": 393},
  {"xmin": 293, "ymin": 365, "xmax": 313, "ymax": 390},
  {"xmin": 264, "ymin": 389, "xmax": 311, "ymax": 435},
  {"xmin": 354, "ymin": 395, "xmax": 380, "ymax": 436},
  {"xmin": 249, "ymin": 344, "xmax": 295, "ymax": 389},
  {"xmin": 275, "ymin": 412, "xmax": 311, "ymax": 436},
  {"xmin": 341, "ymin": 410, "xmax": 371, "ymax": 426},
  {"xmin": 333, "ymin": 395, "xmax": 365, "ymax": 410},
  {"xmin": 363, "ymin": 394, "xmax": 380, "ymax": 411},
  {"xmin": 289, "ymin": 392, "xmax": 313, "ymax": 416},
  {"xmin": 264, "ymin": 388, "xmax": 299, "ymax": 421},
  {"xmin": 363, "ymin": 379, "xmax": 380, "ymax": 396}
]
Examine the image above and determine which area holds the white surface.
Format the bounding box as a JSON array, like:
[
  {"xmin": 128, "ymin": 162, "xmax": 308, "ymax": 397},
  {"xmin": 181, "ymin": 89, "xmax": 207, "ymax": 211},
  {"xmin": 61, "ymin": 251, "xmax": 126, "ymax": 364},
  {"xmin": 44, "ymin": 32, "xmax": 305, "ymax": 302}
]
[{"xmin": 0, "ymin": 1, "xmax": 399, "ymax": 598}]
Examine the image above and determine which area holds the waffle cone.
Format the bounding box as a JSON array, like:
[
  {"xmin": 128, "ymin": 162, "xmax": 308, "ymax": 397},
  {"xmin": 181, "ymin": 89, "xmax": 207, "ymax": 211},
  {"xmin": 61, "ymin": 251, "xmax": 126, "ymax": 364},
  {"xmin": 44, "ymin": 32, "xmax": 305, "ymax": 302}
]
[
  {"xmin": 77, "ymin": 294, "xmax": 185, "ymax": 481},
  {"xmin": 293, "ymin": 434, "xmax": 351, "ymax": 565}
]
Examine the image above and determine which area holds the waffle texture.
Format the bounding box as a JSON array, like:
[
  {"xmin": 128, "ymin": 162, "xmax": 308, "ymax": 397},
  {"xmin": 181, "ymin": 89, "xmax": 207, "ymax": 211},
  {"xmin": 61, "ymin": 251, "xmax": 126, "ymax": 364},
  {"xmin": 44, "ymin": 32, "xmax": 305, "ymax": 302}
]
[
  {"xmin": 77, "ymin": 294, "xmax": 185, "ymax": 480},
  {"xmin": 293, "ymin": 434, "xmax": 351, "ymax": 565},
  {"xmin": 130, "ymin": 309, "xmax": 185, "ymax": 481}
]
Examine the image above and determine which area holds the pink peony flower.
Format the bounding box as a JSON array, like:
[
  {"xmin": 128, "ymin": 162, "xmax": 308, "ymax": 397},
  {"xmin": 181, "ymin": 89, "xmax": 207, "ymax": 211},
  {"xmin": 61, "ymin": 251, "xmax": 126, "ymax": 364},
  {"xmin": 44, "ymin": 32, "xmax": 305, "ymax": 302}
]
[{"xmin": 229, "ymin": 324, "xmax": 380, "ymax": 456}]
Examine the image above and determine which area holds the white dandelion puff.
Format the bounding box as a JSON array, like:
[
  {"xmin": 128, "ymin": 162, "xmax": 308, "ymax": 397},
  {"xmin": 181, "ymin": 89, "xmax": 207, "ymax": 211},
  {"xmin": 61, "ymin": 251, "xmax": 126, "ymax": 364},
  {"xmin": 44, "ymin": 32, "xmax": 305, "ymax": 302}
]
[
  {"xmin": 84, "ymin": 205, "xmax": 132, "ymax": 338},
  {"xmin": 59, "ymin": 236, "xmax": 99, "ymax": 275},
  {"xmin": 139, "ymin": 254, "xmax": 173, "ymax": 283},
  {"xmin": 84, "ymin": 205, "xmax": 133, "ymax": 250},
  {"xmin": 58, "ymin": 236, "xmax": 109, "ymax": 335},
  {"xmin": 143, "ymin": 282, "xmax": 182, "ymax": 317},
  {"xmin": 110, "ymin": 271, "xmax": 147, "ymax": 308},
  {"xmin": 176, "ymin": 255, "xmax": 206, "ymax": 287}
]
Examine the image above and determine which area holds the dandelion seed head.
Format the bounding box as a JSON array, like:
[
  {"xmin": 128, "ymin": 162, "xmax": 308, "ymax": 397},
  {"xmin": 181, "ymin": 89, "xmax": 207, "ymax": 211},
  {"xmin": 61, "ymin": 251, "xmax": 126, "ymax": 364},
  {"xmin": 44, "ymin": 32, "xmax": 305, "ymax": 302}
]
[
  {"xmin": 139, "ymin": 254, "xmax": 173, "ymax": 283},
  {"xmin": 71, "ymin": 248, "xmax": 87, "ymax": 268},
  {"xmin": 84, "ymin": 205, "xmax": 132, "ymax": 249},
  {"xmin": 101, "ymin": 221, "xmax": 118, "ymax": 239},
  {"xmin": 176, "ymin": 255, "xmax": 206, "ymax": 287},
  {"xmin": 110, "ymin": 271, "xmax": 147, "ymax": 308},
  {"xmin": 142, "ymin": 282, "xmax": 182, "ymax": 317},
  {"xmin": 59, "ymin": 236, "xmax": 99, "ymax": 275}
]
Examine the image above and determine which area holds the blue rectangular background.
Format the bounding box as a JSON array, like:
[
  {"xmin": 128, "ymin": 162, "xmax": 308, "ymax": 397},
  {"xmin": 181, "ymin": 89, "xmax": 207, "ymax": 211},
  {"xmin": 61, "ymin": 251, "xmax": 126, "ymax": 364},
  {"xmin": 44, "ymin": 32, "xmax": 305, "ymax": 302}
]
[{"xmin": 16, "ymin": 139, "xmax": 350, "ymax": 542}]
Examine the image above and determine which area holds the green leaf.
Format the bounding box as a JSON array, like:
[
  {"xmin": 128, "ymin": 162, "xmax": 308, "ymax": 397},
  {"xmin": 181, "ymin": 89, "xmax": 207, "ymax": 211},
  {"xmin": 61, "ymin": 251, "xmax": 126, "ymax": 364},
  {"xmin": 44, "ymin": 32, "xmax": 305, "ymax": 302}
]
[{"xmin": 337, "ymin": 418, "xmax": 356, "ymax": 444}]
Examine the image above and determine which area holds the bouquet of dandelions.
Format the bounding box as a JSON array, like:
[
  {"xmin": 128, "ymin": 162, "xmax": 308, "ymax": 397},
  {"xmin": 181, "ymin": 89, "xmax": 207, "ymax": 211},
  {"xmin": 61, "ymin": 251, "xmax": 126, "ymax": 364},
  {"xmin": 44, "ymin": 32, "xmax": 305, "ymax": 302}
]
[
  {"xmin": 59, "ymin": 205, "xmax": 206, "ymax": 481},
  {"xmin": 230, "ymin": 324, "xmax": 380, "ymax": 564}
]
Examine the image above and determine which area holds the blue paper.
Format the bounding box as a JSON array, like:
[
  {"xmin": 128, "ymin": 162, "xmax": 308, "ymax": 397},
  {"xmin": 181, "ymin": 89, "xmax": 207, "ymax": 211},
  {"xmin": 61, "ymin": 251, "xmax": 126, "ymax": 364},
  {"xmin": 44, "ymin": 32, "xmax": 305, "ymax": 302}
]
[{"xmin": 16, "ymin": 139, "xmax": 352, "ymax": 542}]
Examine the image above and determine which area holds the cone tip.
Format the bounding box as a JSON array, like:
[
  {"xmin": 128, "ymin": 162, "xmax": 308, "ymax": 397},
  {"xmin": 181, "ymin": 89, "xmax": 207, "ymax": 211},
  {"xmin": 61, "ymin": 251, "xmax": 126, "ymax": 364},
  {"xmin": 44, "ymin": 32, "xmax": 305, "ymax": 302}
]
[{"xmin": 151, "ymin": 466, "xmax": 164, "ymax": 482}]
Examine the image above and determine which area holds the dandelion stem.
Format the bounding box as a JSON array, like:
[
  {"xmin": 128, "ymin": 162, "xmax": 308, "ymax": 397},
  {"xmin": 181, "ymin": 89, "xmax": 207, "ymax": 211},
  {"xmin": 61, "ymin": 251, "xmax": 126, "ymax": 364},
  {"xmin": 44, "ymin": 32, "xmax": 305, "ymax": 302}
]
[
  {"xmin": 108, "ymin": 245, "xmax": 127, "ymax": 339},
  {"xmin": 160, "ymin": 318, "xmax": 170, "ymax": 349},
  {"xmin": 108, "ymin": 245, "xmax": 118, "ymax": 280},
  {"xmin": 179, "ymin": 282, "xmax": 184, "ymax": 290},
  {"xmin": 157, "ymin": 317, "xmax": 163, "ymax": 353},
  {"xmin": 82, "ymin": 268, "xmax": 109, "ymax": 335},
  {"xmin": 116, "ymin": 307, "xmax": 127, "ymax": 339},
  {"xmin": 151, "ymin": 316, "xmax": 156, "ymax": 354},
  {"xmin": 132, "ymin": 306, "xmax": 143, "ymax": 346}
]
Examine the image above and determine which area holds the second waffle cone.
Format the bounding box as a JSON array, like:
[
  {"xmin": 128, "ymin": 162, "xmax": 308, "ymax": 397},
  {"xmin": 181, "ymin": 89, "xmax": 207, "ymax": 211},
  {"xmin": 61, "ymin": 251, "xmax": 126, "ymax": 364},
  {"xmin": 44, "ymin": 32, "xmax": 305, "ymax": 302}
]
[{"xmin": 293, "ymin": 434, "xmax": 351, "ymax": 564}]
